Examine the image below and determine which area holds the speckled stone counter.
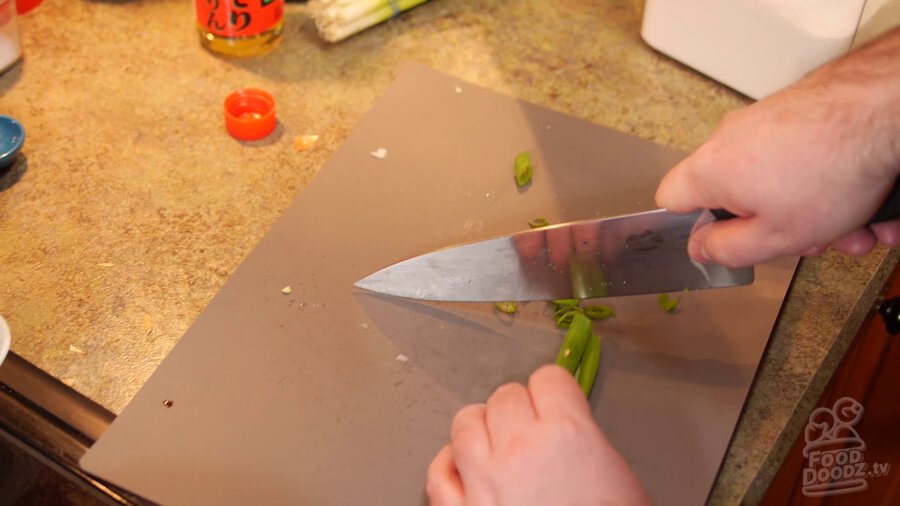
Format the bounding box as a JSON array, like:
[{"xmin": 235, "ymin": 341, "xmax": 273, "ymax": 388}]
[{"xmin": 0, "ymin": 0, "xmax": 895, "ymax": 503}]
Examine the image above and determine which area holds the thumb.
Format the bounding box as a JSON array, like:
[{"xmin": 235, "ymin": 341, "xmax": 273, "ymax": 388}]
[
  {"xmin": 689, "ymin": 218, "xmax": 789, "ymax": 268},
  {"xmin": 655, "ymin": 158, "xmax": 718, "ymax": 213}
]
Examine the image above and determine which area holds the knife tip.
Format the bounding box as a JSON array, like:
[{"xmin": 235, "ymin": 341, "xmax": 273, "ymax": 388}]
[{"xmin": 352, "ymin": 276, "xmax": 376, "ymax": 292}]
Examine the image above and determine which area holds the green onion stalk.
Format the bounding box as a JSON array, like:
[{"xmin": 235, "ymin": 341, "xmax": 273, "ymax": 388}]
[{"xmin": 310, "ymin": 0, "xmax": 432, "ymax": 42}]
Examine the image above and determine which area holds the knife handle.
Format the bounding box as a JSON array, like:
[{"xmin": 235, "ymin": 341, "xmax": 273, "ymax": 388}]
[
  {"xmin": 710, "ymin": 180, "xmax": 900, "ymax": 224},
  {"xmin": 871, "ymin": 181, "xmax": 900, "ymax": 224},
  {"xmin": 709, "ymin": 209, "xmax": 737, "ymax": 221}
]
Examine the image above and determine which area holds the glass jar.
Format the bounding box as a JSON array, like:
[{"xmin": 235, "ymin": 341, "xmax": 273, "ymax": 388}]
[{"xmin": 195, "ymin": 0, "xmax": 285, "ymax": 57}]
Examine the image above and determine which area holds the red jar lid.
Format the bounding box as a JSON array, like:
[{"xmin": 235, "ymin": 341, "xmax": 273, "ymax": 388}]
[
  {"xmin": 223, "ymin": 89, "xmax": 276, "ymax": 141},
  {"xmin": 16, "ymin": 0, "xmax": 43, "ymax": 15}
]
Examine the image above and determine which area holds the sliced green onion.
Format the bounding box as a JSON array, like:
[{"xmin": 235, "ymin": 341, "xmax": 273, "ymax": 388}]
[
  {"xmin": 555, "ymin": 312, "xmax": 592, "ymax": 374},
  {"xmin": 528, "ymin": 217, "xmax": 549, "ymax": 229},
  {"xmin": 552, "ymin": 299, "xmax": 579, "ymax": 311},
  {"xmin": 554, "ymin": 310, "xmax": 577, "ymax": 329},
  {"xmin": 514, "ymin": 151, "xmax": 533, "ymax": 187},
  {"xmin": 577, "ymin": 333, "xmax": 602, "ymax": 397},
  {"xmin": 657, "ymin": 293, "xmax": 680, "ymax": 313},
  {"xmin": 583, "ymin": 305, "xmax": 615, "ymax": 320},
  {"xmin": 495, "ymin": 302, "xmax": 518, "ymax": 314}
]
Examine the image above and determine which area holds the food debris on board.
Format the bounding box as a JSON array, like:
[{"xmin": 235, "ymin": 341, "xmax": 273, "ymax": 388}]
[
  {"xmin": 294, "ymin": 134, "xmax": 319, "ymax": 152},
  {"xmin": 282, "ymin": 286, "xmax": 293, "ymax": 294},
  {"xmin": 514, "ymin": 150, "xmax": 534, "ymax": 187},
  {"xmin": 395, "ymin": 354, "xmax": 409, "ymax": 363},
  {"xmin": 552, "ymin": 299, "xmax": 616, "ymax": 328},
  {"xmin": 494, "ymin": 302, "xmax": 518, "ymax": 314},
  {"xmin": 582, "ymin": 305, "xmax": 615, "ymax": 320},
  {"xmin": 657, "ymin": 293, "xmax": 680, "ymax": 313},
  {"xmin": 528, "ymin": 217, "xmax": 549, "ymax": 229},
  {"xmin": 68, "ymin": 345, "xmax": 86, "ymax": 355},
  {"xmin": 370, "ymin": 148, "xmax": 388, "ymax": 159}
]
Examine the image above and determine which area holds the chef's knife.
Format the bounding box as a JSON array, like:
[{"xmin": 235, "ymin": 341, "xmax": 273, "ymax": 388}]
[
  {"xmin": 354, "ymin": 209, "xmax": 751, "ymax": 302},
  {"xmin": 357, "ymin": 180, "xmax": 900, "ymax": 302}
]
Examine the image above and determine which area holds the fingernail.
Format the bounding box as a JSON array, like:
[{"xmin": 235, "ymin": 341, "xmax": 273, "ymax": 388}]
[
  {"xmin": 801, "ymin": 245, "xmax": 825, "ymax": 256},
  {"xmin": 688, "ymin": 239, "xmax": 712, "ymax": 264},
  {"xmin": 654, "ymin": 189, "xmax": 666, "ymax": 209},
  {"xmin": 697, "ymin": 244, "xmax": 712, "ymax": 264}
]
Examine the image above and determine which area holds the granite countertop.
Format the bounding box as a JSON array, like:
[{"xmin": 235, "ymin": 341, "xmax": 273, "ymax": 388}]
[{"xmin": 0, "ymin": 0, "xmax": 895, "ymax": 503}]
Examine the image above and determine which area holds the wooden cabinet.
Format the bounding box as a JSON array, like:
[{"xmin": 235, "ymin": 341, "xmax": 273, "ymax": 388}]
[{"xmin": 762, "ymin": 263, "xmax": 900, "ymax": 504}]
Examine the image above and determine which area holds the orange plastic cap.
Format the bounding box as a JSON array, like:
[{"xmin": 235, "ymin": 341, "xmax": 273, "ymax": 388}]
[
  {"xmin": 224, "ymin": 89, "xmax": 276, "ymax": 141},
  {"xmin": 16, "ymin": 0, "xmax": 44, "ymax": 15}
]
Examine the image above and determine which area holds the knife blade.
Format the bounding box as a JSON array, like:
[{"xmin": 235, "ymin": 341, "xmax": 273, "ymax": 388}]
[{"xmin": 354, "ymin": 209, "xmax": 754, "ymax": 302}]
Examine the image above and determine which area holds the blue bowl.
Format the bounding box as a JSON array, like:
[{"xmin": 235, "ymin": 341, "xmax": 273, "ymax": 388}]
[{"xmin": 0, "ymin": 115, "xmax": 25, "ymax": 169}]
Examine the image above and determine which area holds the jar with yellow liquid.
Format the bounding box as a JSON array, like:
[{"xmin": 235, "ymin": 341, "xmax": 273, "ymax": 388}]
[{"xmin": 196, "ymin": 0, "xmax": 284, "ymax": 57}]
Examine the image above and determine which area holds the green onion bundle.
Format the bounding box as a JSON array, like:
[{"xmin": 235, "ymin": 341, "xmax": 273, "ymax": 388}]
[{"xmin": 309, "ymin": 0, "xmax": 431, "ymax": 43}]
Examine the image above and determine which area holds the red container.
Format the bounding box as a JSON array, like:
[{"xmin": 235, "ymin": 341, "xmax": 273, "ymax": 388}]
[
  {"xmin": 16, "ymin": 0, "xmax": 42, "ymax": 15},
  {"xmin": 223, "ymin": 89, "xmax": 276, "ymax": 141}
]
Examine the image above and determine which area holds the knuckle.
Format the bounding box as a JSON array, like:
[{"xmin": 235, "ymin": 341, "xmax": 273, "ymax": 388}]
[
  {"xmin": 553, "ymin": 415, "xmax": 585, "ymax": 440},
  {"xmin": 450, "ymin": 406, "xmax": 487, "ymax": 449},
  {"xmin": 452, "ymin": 403, "xmax": 484, "ymax": 425},
  {"xmin": 489, "ymin": 382, "xmax": 526, "ymax": 402},
  {"xmin": 530, "ymin": 364, "xmax": 567, "ymax": 384},
  {"xmin": 497, "ymin": 432, "xmax": 535, "ymax": 465}
]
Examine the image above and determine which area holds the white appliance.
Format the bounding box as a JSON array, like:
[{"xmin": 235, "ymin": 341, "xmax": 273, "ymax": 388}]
[
  {"xmin": 642, "ymin": 0, "xmax": 900, "ymax": 99},
  {"xmin": 0, "ymin": 0, "xmax": 21, "ymax": 74}
]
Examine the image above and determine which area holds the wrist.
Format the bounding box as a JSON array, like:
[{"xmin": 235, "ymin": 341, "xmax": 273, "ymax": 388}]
[{"xmin": 836, "ymin": 27, "xmax": 900, "ymax": 179}]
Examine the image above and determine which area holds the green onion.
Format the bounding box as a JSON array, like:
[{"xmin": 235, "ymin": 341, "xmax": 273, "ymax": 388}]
[
  {"xmin": 657, "ymin": 293, "xmax": 680, "ymax": 313},
  {"xmin": 569, "ymin": 255, "xmax": 606, "ymax": 299},
  {"xmin": 528, "ymin": 217, "xmax": 549, "ymax": 229},
  {"xmin": 552, "ymin": 299, "xmax": 579, "ymax": 310},
  {"xmin": 555, "ymin": 312, "xmax": 592, "ymax": 374},
  {"xmin": 495, "ymin": 302, "xmax": 518, "ymax": 314},
  {"xmin": 576, "ymin": 334, "xmax": 602, "ymax": 397},
  {"xmin": 553, "ymin": 303, "xmax": 582, "ymax": 328},
  {"xmin": 554, "ymin": 309, "xmax": 577, "ymax": 329},
  {"xmin": 514, "ymin": 151, "xmax": 534, "ymax": 187},
  {"xmin": 310, "ymin": 0, "xmax": 432, "ymax": 43},
  {"xmin": 583, "ymin": 305, "xmax": 615, "ymax": 320}
]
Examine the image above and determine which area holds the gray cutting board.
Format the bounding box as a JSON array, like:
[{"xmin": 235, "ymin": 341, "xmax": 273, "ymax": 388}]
[{"xmin": 81, "ymin": 65, "xmax": 797, "ymax": 505}]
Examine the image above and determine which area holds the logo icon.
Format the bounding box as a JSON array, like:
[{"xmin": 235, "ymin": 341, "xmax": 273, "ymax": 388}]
[{"xmin": 802, "ymin": 397, "xmax": 890, "ymax": 497}]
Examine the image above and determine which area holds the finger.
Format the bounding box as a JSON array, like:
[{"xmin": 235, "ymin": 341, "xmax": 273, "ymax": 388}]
[
  {"xmin": 871, "ymin": 219, "xmax": 900, "ymax": 246},
  {"xmin": 450, "ymin": 404, "xmax": 491, "ymax": 472},
  {"xmin": 527, "ymin": 365, "xmax": 593, "ymax": 421},
  {"xmin": 655, "ymin": 153, "xmax": 720, "ymax": 213},
  {"xmin": 801, "ymin": 245, "xmax": 828, "ymax": 256},
  {"xmin": 426, "ymin": 445, "xmax": 464, "ymax": 506},
  {"xmin": 829, "ymin": 228, "xmax": 876, "ymax": 256},
  {"xmin": 687, "ymin": 218, "xmax": 791, "ymax": 268},
  {"xmin": 486, "ymin": 383, "xmax": 537, "ymax": 449}
]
